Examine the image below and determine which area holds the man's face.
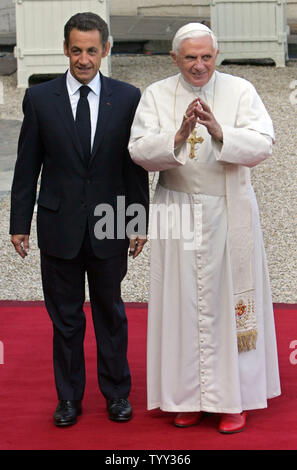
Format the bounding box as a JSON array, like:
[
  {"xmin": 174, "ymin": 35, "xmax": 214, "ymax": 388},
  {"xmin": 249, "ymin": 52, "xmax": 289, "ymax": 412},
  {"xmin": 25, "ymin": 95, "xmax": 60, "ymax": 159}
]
[
  {"xmin": 64, "ymin": 28, "xmax": 110, "ymax": 84},
  {"xmin": 170, "ymin": 35, "xmax": 219, "ymax": 87}
]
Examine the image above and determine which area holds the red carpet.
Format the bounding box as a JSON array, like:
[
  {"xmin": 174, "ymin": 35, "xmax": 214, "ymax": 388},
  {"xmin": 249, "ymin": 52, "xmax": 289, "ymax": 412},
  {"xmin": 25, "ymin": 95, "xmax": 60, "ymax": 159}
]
[{"xmin": 0, "ymin": 301, "xmax": 296, "ymax": 451}]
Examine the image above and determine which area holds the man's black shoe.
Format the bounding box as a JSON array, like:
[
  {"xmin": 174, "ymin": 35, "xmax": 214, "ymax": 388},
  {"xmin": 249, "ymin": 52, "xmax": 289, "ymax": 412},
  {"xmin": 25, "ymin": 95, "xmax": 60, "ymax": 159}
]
[
  {"xmin": 53, "ymin": 400, "xmax": 82, "ymax": 427},
  {"xmin": 107, "ymin": 398, "xmax": 132, "ymax": 422}
]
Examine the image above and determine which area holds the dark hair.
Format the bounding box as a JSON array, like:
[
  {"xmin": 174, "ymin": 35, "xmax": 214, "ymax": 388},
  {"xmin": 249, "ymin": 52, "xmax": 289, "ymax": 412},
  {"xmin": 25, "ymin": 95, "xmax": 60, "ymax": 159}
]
[{"xmin": 64, "ymin": 12, "xmax": 109, "ymax": 48}]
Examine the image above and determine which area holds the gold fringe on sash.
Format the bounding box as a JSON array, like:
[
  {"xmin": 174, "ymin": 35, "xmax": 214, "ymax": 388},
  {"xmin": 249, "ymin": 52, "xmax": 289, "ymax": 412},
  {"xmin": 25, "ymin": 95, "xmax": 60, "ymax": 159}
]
[
  {"xmin": 237, "ymin": 330, "xmax": 258, "ymax": 353},
  {"xmin": 235, "ymin": 294, "xmax": 257, "ymax": 353}
]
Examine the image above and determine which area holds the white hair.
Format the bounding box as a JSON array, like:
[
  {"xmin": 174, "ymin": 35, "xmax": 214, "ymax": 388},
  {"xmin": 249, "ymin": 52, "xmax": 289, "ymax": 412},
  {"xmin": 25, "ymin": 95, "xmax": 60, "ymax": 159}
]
[{"xmin": 172, "ymin": 23, "xmax": 218, "ymax": 55}]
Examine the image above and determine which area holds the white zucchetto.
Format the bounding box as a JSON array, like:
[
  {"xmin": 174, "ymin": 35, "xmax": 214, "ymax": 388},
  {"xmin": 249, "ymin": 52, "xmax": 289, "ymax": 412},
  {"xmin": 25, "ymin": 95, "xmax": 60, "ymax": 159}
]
[{"xmin": 172, "ymin": 22, "xmax": 218, "ymax": 53}]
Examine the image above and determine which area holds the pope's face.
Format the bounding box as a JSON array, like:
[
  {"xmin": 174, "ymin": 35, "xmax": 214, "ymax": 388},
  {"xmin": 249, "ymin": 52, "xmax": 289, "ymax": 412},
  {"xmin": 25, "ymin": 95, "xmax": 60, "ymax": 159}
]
[
  {"xmin": 64, "ymin": 28, "xmax": 110, "ymax": 84},
  {"xmin": 170, "ymin": 35, "xmax": 219, "ymax": 87}
]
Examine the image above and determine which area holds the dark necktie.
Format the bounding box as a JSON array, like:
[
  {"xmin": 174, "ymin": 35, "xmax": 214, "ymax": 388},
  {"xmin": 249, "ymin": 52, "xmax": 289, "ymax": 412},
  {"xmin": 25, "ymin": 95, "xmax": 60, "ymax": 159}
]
[{"xmin": 76, "ymin": 85, "xmax": 91, "ymax": 164}]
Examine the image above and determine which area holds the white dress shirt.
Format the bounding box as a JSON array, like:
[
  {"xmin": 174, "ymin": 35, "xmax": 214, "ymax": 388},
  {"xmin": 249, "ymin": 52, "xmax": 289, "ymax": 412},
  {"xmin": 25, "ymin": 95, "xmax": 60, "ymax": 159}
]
[{"xmin": 66, "ymin": 69, "xmax": 101, "ymax": 151}]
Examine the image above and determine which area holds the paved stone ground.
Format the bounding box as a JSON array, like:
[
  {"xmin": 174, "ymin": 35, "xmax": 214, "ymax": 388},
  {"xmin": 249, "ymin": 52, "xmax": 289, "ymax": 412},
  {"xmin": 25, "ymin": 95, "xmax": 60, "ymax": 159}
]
[
  {"xmin": 0, "ymin": 120, "xmax": 21, "ymax": 200},
  {"xmin": 0, "ymin": 53, "xmax": 21, "ymax": 200}
]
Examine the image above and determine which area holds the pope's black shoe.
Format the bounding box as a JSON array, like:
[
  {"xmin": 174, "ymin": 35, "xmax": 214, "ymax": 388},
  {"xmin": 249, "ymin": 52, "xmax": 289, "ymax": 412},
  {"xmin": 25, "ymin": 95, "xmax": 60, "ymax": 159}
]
[
  {"xmin": 53, "ymin": 400, "xmax": 82, "ymax": 427},
  {"xmin": 107, "ymin": 398, "xmax": 132, "ymax": 422}
]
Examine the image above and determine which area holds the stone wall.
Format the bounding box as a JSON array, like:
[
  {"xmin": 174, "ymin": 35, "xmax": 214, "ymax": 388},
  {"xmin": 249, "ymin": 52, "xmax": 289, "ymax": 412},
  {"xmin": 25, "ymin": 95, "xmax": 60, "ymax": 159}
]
[
  {"xmin": 1, "ymin": 1, "xmax": 296, "ymax": 36},
  {"xmin": 110, "ymin": 0, "xmax": 297, "ymax": 24},
  {"xmin": 0, "ymin": 0, "xmax": 15, "ymax": 35}
]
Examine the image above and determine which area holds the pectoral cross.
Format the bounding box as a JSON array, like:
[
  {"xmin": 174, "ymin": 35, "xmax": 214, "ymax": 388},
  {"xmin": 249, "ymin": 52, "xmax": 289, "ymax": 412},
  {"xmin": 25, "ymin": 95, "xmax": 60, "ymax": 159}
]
[{"xmin": 187, "ymin": 130, "xmax": 204, "ymax": 159}]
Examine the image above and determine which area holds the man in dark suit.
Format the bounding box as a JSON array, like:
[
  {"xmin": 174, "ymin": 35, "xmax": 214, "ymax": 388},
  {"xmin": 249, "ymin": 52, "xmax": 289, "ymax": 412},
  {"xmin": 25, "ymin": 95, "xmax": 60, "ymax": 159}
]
[{"xmin": 10, "ymin": 12, "xmax": 149, "ymax": 427}]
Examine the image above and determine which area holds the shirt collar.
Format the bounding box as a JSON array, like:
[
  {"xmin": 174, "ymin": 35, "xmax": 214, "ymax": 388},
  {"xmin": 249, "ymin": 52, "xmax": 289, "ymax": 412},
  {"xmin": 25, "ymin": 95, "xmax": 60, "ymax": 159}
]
[
  {"xmin": 180, "ymin": 70, "xmax": 216, "ymax": 95},
  {"xmin": 66, "ymin": 69, "xmax": 101, "ymax": 96}
]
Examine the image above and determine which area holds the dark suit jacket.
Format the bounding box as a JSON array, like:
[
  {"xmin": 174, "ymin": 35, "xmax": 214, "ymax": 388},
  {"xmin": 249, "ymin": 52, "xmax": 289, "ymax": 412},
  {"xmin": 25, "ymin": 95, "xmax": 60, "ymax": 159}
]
[{"xmin": 10, "ymin": 72, "xmax": 149, "ymax": 259}]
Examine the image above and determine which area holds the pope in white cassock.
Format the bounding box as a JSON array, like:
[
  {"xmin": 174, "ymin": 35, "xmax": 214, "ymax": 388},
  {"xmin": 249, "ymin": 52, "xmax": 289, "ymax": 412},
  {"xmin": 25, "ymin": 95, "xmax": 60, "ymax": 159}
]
[{"xmin": 128, "ymin": 23, "xmax": 281, "ymax": 433}]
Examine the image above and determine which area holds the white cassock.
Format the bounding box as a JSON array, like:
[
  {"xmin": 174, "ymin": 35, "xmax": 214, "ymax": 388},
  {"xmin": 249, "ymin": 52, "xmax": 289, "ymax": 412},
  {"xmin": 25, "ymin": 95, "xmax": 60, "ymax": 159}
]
[{"xmin": 128, "ymin": 71, "xmax": 281, "ymax": 413}]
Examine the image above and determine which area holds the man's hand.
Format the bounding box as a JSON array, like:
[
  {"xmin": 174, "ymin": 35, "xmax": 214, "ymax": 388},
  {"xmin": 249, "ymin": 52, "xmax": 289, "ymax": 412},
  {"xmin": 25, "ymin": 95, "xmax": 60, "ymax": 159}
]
[
  {"xmin": 174, "ymin": 99, "xmax": 200, "ymax": 148},
  {"xmin": 11, "ymin": 234, "xmax": 30, "ymax": 259},
  {"xmin": 195, "ymin": 98, "xmax": 223, "ymax": 142},
  {"xmin": 129, "ymin": 235, "xmax": 147, "ymax": 259},
  {"xmin": 175, "ymin": 98, "xmax": 223, "ymax": 148}
]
